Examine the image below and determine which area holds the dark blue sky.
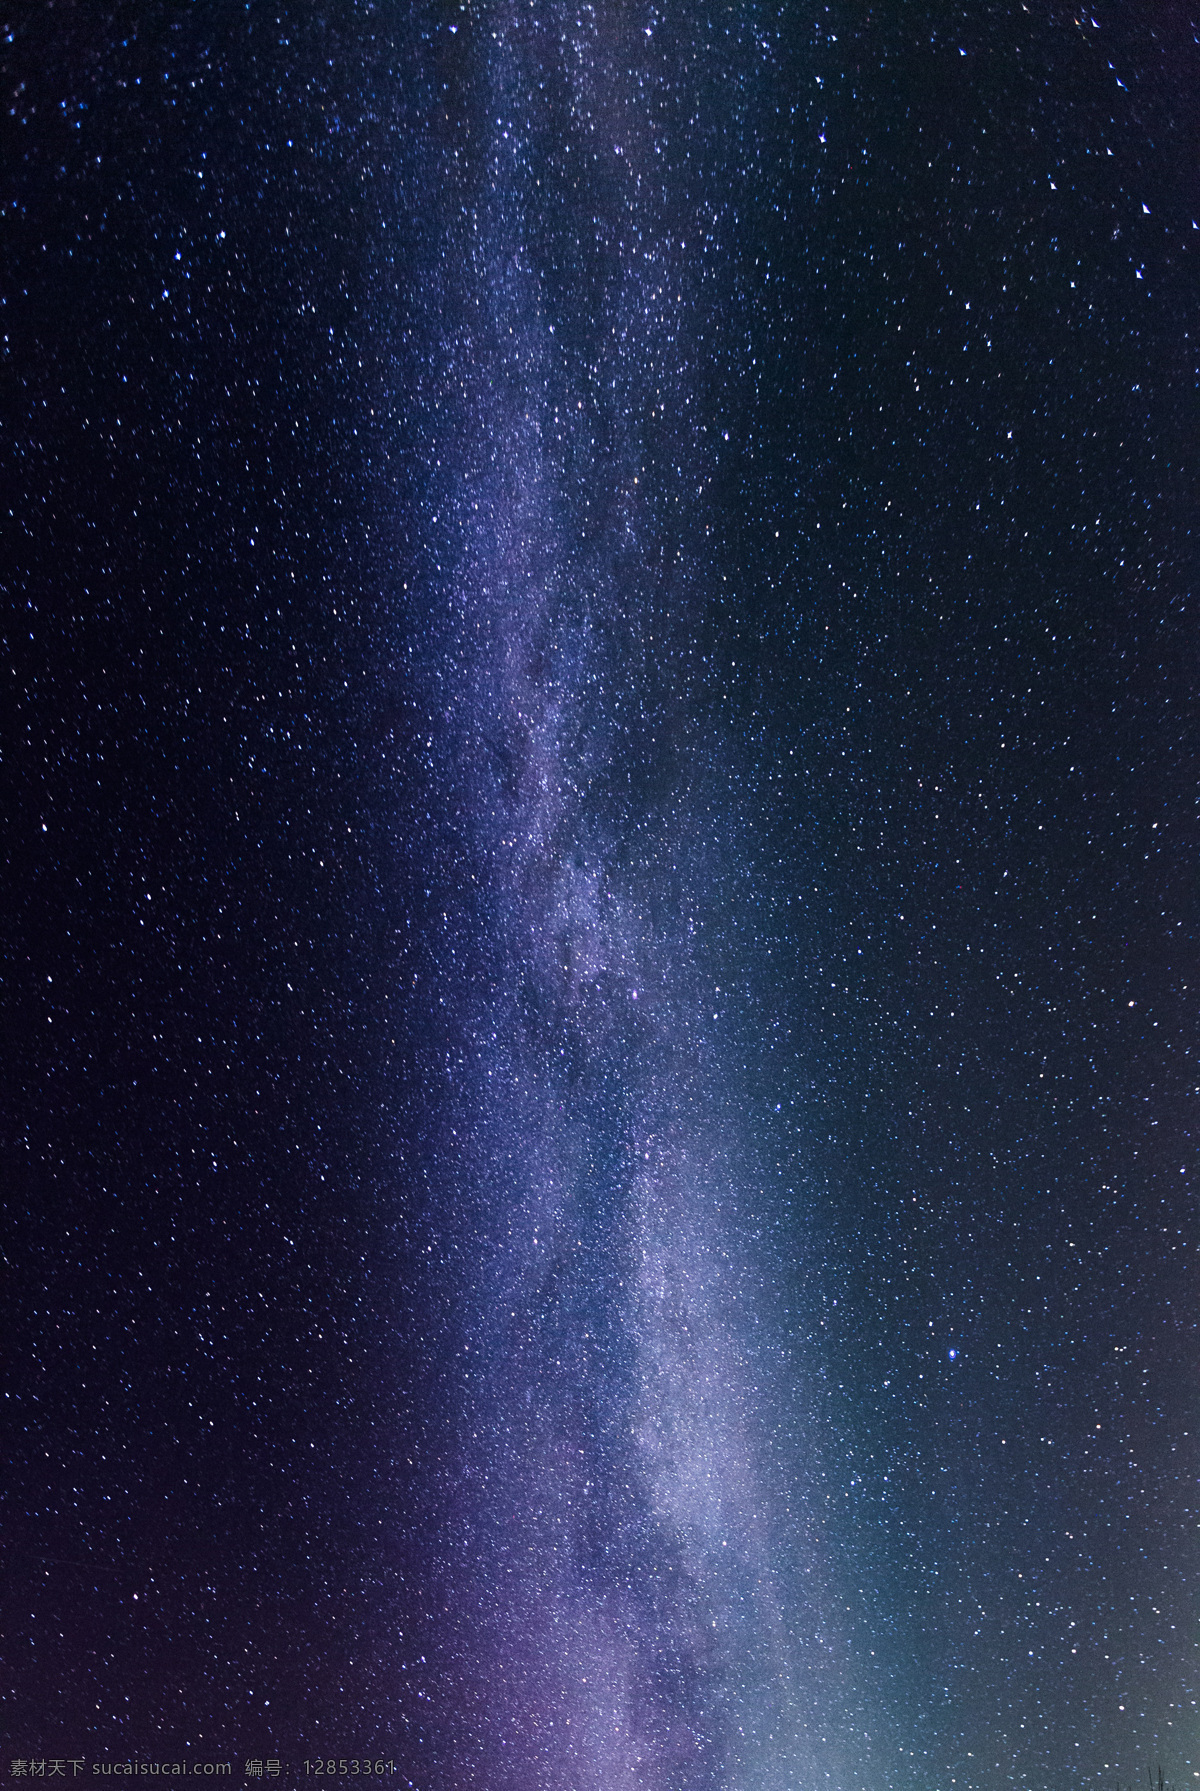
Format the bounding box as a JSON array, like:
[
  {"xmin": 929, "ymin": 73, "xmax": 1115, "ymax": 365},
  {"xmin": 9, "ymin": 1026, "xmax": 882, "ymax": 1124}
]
[{"xmin": 3, "ymin": 5, "xmax": 1197, "ymax": 1787}]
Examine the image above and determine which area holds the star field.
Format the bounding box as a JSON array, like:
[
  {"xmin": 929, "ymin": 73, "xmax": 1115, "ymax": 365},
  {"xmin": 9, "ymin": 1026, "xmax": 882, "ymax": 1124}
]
[{"xmin": 3, "ymin": 5, "xmax": 1198, "ymax": 1788}]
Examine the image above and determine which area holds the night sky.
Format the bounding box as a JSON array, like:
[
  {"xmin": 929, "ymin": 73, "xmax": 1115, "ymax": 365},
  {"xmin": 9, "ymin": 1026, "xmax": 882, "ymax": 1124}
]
[{"xmin": 3, "ymin": 4, "xmax": 1198, "ymax": 1788}]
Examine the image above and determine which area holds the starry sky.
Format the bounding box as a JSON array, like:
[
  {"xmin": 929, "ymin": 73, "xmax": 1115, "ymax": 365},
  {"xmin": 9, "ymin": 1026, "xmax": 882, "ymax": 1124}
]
[{"xmin": 3, "ymin": 4, "xmax": 1198, "ymax": 1788}]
